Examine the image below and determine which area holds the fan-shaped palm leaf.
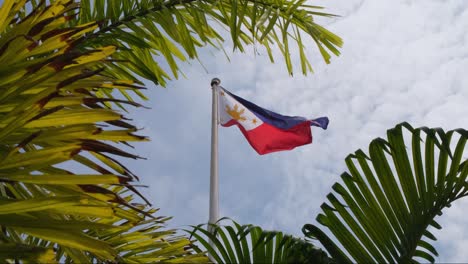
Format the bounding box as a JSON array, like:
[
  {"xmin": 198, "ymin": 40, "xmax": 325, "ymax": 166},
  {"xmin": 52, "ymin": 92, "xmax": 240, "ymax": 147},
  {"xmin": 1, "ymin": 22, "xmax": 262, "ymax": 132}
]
[{"xmin": 303, "ymin": 123, "xmax": 468, "ymax": 263}]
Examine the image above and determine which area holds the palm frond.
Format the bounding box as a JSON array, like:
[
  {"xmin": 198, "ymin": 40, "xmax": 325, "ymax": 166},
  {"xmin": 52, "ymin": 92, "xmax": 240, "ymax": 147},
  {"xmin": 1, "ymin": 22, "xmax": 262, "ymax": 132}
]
[
  {"xmin": 0, "ymin": 1, "xmax": 206, "ymax": 262},
  {"xmin": 303, "ymin": 123, "xmax": 468, "ymax": 263},
  {"xmin": 188, "ymin": 218, "xmax": 333, "ymax": 264},
  {"xmin": 72, "ymin": 0, "xmax": 342, "ymax": 86}
]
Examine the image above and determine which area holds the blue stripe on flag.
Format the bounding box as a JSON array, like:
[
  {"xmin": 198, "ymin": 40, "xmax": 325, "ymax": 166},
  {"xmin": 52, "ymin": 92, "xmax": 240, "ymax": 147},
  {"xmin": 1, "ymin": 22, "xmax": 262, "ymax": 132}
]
[
  {"xmin": 310, "ymin": 117, "xmax": 329, "ymax": 130},
  {"xmin": 224, "ymin": 88, "xmax": 308, "ymax": 130}
]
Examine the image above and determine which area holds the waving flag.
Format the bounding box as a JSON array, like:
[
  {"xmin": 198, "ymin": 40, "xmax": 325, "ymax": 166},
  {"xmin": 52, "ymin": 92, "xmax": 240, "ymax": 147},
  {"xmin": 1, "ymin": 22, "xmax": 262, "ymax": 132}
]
[{"xmin": 218, "ymin": 87, "xmax": 329, "ymax": 155}]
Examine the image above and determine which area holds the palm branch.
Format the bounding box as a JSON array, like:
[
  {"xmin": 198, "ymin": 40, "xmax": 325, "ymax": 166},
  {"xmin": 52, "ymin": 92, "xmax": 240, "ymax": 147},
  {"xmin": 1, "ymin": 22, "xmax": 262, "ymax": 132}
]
[
  {"xmin": 304, "ymin": 123, "xmax": 468, "ymax": 263},
  {"xmin": 71, "ymin": 0, "xmax": 343, "ymax": 86},
  {"xmin": 188, "ymin": 218, "xmax": 333, "ymax": 264},
  {"xmin": 0, "ymin": 1, "xmax": 205, "ymax": 262}
]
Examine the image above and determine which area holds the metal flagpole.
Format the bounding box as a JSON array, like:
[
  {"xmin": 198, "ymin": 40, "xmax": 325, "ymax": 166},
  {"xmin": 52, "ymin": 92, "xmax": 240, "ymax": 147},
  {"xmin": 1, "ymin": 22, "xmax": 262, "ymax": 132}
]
[{"xmin": 208, "ymin": 78, "xmax": 220, "ymax": 250}]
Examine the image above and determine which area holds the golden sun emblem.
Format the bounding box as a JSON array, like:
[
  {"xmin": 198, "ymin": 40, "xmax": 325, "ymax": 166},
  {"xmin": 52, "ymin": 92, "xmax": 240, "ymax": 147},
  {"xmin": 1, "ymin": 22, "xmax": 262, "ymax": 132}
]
[{"xmin": 226, "ymin": 104, "xmax": 246, "ymax": 121}]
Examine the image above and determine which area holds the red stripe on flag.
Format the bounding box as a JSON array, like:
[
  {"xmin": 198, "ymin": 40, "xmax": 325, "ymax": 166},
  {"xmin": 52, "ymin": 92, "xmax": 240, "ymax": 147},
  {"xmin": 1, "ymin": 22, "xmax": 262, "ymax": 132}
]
[{"xmin": 224, "ymin": 120, "xmax": 312, "ymax": 155}]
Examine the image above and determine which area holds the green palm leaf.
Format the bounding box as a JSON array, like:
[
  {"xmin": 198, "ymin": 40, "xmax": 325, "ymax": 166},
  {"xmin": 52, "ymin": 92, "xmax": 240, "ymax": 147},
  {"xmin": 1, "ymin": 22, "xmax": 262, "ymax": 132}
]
[
  {"xmin": 72, "ymin": 0, "xmax": 342, "ymax": 86},
  {"xmin": 188, "ymin": 218, "xmax": 333, "ymax": 264},
  {"xmin": 304, "ymin": 123, "xmax": 468, "ymax": 263}
]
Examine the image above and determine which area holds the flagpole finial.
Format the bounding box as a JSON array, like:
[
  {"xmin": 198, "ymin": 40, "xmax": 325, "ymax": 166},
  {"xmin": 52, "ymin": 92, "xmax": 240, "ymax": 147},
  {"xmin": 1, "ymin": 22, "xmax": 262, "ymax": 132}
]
[{"xmin": 211, "ymin": 78, "xmax": 221, "ymax": 86}]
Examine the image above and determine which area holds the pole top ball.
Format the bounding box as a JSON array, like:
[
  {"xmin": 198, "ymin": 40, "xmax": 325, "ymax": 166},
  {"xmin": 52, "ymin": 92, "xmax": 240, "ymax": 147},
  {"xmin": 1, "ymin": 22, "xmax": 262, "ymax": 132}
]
[{"xmin": 211, "ymin": 78, "xmax": 221, "ymax": 86}]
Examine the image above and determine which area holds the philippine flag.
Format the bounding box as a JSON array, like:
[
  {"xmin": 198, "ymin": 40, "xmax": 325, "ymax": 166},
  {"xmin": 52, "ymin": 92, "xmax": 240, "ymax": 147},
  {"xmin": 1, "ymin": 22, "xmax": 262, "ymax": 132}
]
[{"xmin": 218, "ymin": 87, "xmax": 329, "ymax": 155}]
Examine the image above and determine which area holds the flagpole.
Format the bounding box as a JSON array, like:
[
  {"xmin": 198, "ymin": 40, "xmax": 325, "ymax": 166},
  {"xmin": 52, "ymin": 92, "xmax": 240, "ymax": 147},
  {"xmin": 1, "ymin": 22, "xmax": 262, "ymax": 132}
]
[{"xmin": 209, "ymin": 78, "xmax": 220, "ymax": 237}]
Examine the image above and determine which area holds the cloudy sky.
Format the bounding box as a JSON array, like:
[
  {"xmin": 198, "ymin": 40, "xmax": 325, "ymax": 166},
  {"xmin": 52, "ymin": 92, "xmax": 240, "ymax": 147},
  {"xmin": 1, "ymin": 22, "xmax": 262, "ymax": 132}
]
[{"xmin": 126, "ymin": 0, "xmax": 468, "ymax": 262}]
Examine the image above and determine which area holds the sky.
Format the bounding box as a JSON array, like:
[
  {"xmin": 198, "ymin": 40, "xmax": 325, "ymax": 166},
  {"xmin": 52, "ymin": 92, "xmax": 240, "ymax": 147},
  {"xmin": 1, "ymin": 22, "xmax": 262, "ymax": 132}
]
[{"xmin": 124, "ymin": 0, "xmax": 468, "ymax": 262}]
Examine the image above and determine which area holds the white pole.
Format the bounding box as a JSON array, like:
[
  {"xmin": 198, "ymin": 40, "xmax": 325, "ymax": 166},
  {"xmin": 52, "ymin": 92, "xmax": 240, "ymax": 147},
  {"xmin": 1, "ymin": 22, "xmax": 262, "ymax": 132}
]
[{"xmin": 209, "ymin": 78, "xmax": 220, "ymax": 238}]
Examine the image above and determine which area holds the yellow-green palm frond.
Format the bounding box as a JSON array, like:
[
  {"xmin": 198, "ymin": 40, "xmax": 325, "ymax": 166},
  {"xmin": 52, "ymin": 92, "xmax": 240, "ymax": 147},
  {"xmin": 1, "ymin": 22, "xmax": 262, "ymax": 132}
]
[{"xmin": 0, "ymin": 1, "xmax": 206, "ymax": 263}]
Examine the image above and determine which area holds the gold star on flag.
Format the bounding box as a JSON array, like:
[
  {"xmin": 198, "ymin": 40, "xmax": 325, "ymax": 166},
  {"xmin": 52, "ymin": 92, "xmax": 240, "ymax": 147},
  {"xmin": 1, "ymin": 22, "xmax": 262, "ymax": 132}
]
[
  {"xmin": 252, "ymin": 118, "xmax": 257, "ymax": 124},
  {"xmin": 226, "ymin": 104, "xmax": 246, "ymax": 121}
]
